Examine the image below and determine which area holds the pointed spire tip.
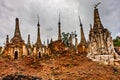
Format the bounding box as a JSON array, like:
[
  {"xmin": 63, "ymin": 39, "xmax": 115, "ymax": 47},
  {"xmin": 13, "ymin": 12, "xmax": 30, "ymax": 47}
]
[
  {"xmin": 16, "ymin": 17, "xmax": 19, "ymax": 21},
  {"xmin": 58, "ymin": 13, "xmax": 61, "ymax": 24},
  {"xmin": 37, "ymin": 16, "xmax": 40, "ymax": 27},
  {"xmin": 94, "ymin": 2, "xmax": 101, "ymax": 9},
  {"xmin": 78, "ymin": 16, "xmax": 82, "ymax": 27}
]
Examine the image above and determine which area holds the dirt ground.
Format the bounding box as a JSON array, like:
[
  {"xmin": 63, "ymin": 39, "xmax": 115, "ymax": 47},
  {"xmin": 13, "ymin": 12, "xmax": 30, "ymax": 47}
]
[{"xmin": 0, "ymin": 53, "xmax": 120, "ymax": 80}]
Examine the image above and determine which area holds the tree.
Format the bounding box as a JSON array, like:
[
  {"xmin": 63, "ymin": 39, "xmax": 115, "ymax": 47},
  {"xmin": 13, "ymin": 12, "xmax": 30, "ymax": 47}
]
[{"xmin": 62, "ymin": 31, "xmax": 77, "ymax": 47}]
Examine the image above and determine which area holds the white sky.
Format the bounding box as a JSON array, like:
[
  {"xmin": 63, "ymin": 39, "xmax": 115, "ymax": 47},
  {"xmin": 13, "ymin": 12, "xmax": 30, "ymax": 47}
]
[{"xmin": 0, "ymin": 0, "xmax": 120, "ymax": 46}]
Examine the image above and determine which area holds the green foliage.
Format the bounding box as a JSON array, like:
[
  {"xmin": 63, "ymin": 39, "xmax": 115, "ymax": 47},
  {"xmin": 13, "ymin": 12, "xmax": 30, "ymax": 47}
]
[
  {"xmin": 113, "ymin": 36, "xmax": 120, "ymax": 46},
  {"xmin": 62, "ymin": 31, "xmax": 77, "ymax": 47},
  {"xmin": 114, "ymin": 41, "xmax": 120, "ymax": 46}
]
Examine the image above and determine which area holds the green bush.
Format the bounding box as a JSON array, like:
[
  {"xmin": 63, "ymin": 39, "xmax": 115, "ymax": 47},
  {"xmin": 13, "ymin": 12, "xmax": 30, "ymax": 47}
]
[{"xmin": 114, "ymin": 41, "xmax": 120, "ymax": 46}]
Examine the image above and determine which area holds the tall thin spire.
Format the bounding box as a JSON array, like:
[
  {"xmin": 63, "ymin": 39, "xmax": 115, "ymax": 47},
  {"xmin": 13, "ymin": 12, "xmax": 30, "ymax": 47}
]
[
  {"xmin": 35, "ymin": 16, "xmax": 42, "ymax": 46},
  {"xmin": 58, "ymin": 13, "xmax": 62, "ymax": 40},
  {"xmin": 50, "ymin": 38, "xmax": 53, "ymax": 43},
  {"xmin": 75, "ymin": 36, "xmax": 78, "ymax": 48},
  {"xmin": 69, "ymin": 34, "xmax": 73, "ymax": 45},
  {"xmin": 27, "ymin": 34, "xmax": 31, "ymax": 45},
  {"xmin": 93, "ymin": 2, "xmax": 103, "ymax": 30},
  {"xmin": 90, "ymin": 24, "xmax": 92, "ymax": 30},
  {"xmin": 79, "ymin": 16, "xmax": 83, "ymax": 27},
  {"xmin": 37, "ymin": 16, "xmax": 40, "ymax": 27},
  {"xmin": 59, "ymin": 13, "xmax": 60, "ymax": 24},
  {"xmin": 79, "ymin": 16, "xmax": 86, "ymax": 45},
  {"xmin": 6, "ymin": 35, "xmax": 9, "ymax": 44},
  {"xmin": 27, "ymin": 34, "xmax": 31, "ymax": 49},
  {"xmin": 11, "ymin": 18, "xmax": 24, "ymax": 43},
  {"xmin": 47, "ymin": 38, "xmax": 49, "ymax": 45},
  {"xmin": 15, "ymin": 18, "xmax": 21, "ymax": 37}
]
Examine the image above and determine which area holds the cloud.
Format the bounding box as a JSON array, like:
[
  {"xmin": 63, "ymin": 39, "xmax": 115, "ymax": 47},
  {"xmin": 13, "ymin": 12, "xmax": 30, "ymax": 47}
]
[{"xmin": 0, "ymin": 0, "xmax": 119, "ymax": 46}]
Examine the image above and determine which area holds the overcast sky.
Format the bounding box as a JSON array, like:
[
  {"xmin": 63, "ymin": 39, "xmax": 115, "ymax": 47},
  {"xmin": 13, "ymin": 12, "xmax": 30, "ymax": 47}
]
[{"xmin": 0, "ymin": 0, "xmax": 120, "ymax": 46}]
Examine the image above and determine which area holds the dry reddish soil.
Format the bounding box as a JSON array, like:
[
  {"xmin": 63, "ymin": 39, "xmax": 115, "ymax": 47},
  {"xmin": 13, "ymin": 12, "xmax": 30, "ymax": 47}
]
[{"xmin": 0, "ymin": 53, "xmax": 120, "ymax": 80}]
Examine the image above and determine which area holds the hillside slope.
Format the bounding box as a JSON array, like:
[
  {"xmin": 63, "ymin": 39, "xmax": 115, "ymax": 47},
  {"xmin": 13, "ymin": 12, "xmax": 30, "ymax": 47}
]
[{"xmin": 0, "ymin": 52, "xmax": 120, "ymax": 80}]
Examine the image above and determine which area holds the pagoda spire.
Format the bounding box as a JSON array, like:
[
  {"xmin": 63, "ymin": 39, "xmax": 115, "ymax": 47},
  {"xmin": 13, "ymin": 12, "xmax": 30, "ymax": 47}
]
[
  {"xmin": 75, "ymin": 36, "xmax": 78, "ymax": 48},
  {"xmin": 69, "ymin": 34, "xmax": 73, "ymax": 45},
  {"xmin": 35, "ymin": 16, "xmax": 42, "ymax": 46},
  {"xmin": 79, "ymin": 16, "xmax": 83, "ymax": 27},
  {"xmin": 90, "ymin": 24, "xmax": 92, "ymax": 30},
  {"xmin": 93, "ymin": 2, "xmax": 104, "ymax": 30},
  {"xmin": 79, "ymin": 16, "xmax": 86, "ymax": 45},
  {"xmin": 14, "ymin": 18, "xmax": 21, "ymax": 37},
  {"xmin": 6, "ymin": 35, "xmax": 9, "ymax": 44},
  {"xmin": 11, "ymin": 18, "xmax": 24, "ymax": 43},
  {"xmin": 47, "ymin": 38, "xmax": 49, "ymax": 45},
  {"xmin": 58, "ymin": 13, "xmax": 62, "ymax": 40},
  {"xmin": 50, "ymin": 38, "xmax": 53, "ymax": 43},
  {"xmin": 27, "ymin": 34, "xmax": 31, "ymax": 45}
]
